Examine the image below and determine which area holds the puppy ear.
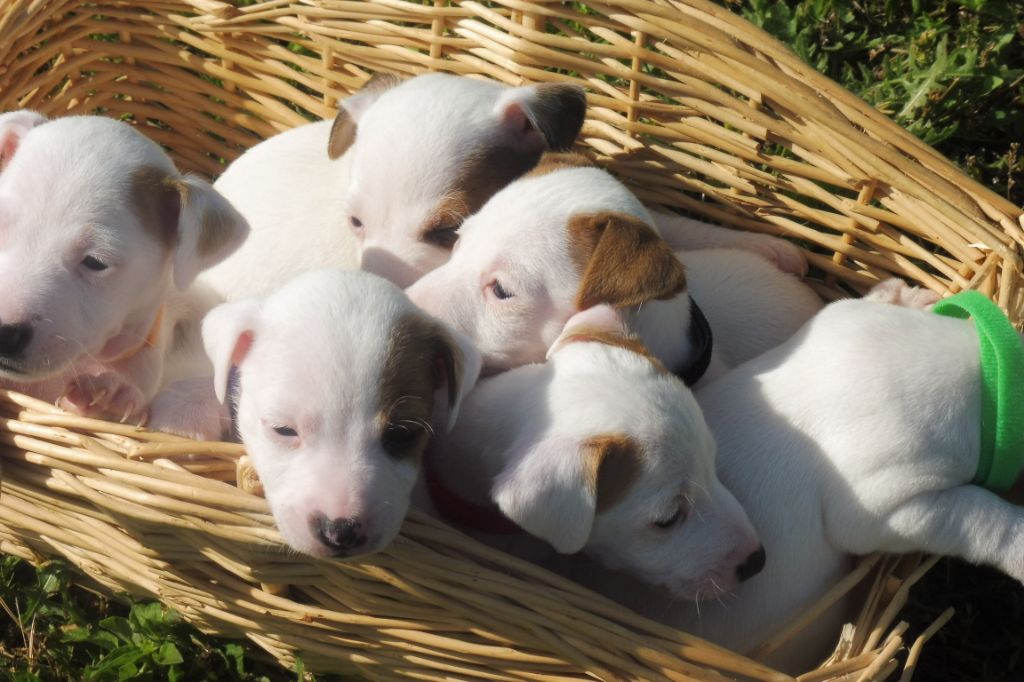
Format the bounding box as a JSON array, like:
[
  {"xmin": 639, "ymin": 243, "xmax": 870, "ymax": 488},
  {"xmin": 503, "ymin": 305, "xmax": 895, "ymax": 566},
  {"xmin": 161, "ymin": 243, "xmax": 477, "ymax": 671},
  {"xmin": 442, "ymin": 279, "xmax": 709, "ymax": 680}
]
[
  {"xmin": 493, "ymin": 433, "xmax": 642, "ymax": 553},
  {"xmin": 328, "ymin": 72, "xmax": 405, "ymax": 159},
  {"xmin": 568, "ymin": 211, "xmax": 687, "ymax": 310},
  {"xmin": 201, "ymin": 298, "xmax": 260, "ymax": 403},
  {"xmin": 433, "ymin": 325, "xmax": 482, "ymax": 432},
  {"xmin": 494, "ymin": 83, "xmax": 586, "ymax": 154},
  {"xmin": 0, "ymin": 110, "xmax": 47, "ymax": 171},
  {"xmin": 169, "ymin": 175, "xmax": 250, "ymax": 290},
  {"xmin": 547, "ymin": 304, "xmax": 627, "ymax": 359}
]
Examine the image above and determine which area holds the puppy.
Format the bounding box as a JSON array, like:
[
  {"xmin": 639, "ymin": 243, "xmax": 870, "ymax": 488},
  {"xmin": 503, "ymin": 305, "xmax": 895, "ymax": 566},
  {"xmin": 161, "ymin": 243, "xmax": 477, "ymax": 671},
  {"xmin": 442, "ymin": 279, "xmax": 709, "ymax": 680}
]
[
  {"xmin": 425, "ymin": 304, "xmax": 764, "ymax": 598},
  {"xmin": 202, "ymin": 269, "xmax": 481, "ymax": 557},
  {"xmin": 204, "ymin": 73, "xmax": 805, "ymax": 297},
  {"xmin": 0, "ymin": 111, "xmax": 247, "ymax": 421},
  {"xmin": 406, "ymin": 160, "xmax": 823, "ymax": 378},
  {"xmin": 576, "ymin": 293, "xmax": 1024, "ymax": 672}
]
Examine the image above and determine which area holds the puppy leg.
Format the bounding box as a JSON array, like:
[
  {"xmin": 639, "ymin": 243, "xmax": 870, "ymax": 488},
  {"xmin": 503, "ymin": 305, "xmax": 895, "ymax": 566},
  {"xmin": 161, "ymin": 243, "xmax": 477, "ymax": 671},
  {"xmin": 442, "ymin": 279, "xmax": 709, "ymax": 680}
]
[
  {"xmin": 148, "ymin": 376, "xmax": 228, "ymax": 441},
  {"xmin": 878, "ymin": 486, "xmax": 1024, "ymax": 583},
  {"xmin": 59, "ymin": 372, "xmax": 148, "ymax": 424},
  {"xmin": 864, "ymin": 278, "xmax": 941, "ymax": 309},
  {"xmin": 649, "ymin": 209, "xmax": 808, "ymax": 276}
]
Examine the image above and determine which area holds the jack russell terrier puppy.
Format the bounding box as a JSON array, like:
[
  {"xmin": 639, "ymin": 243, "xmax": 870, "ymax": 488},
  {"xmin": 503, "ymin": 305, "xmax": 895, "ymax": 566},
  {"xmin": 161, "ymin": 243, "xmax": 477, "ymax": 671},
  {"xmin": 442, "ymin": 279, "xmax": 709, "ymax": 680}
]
[
  {"xmin": 405, "ymin": 156, "xmax": 823, "ymax": 379},
  {"xmin": 202, "ymin": 269, "xmax": 481, "ymax": 558},
  {"xmin": 0, "ymin": 111, "xmax": 247, "ymax": 422},
  {"xmin": 203, "ymin": 72, "xmax": 806, "ymax": 296},
  {"xmin": 566, "ymin": 285, "xmax": 1024, "ymax": 672},
  {"xmin": 425, "ymin": 304, "xmax": 765, "ymax": 599}
]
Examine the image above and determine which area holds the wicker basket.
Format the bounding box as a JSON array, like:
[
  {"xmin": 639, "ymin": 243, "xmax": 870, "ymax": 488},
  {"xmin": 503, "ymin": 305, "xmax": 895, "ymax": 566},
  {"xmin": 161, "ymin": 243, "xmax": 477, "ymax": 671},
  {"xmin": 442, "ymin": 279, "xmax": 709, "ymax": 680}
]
[{"xmin": 0, "ymin": 1, "xmax": 1019, "ymax": 680}]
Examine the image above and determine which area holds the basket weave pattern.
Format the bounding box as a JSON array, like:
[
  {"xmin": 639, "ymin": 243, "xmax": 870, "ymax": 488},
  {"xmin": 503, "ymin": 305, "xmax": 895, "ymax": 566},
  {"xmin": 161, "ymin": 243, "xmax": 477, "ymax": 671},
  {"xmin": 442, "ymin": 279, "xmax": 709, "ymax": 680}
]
[{"xmin": 0, "ymin": 1, "xmax": 1018, "ymax": 679}]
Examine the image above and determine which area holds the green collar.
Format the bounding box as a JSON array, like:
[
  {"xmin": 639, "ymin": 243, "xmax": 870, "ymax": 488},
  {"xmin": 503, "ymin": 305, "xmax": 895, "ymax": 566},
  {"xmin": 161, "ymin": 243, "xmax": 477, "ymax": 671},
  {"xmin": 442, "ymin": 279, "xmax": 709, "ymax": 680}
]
[{"xmin": 932, "ymin": 291, "xmax": 1024, "ymax": 492}]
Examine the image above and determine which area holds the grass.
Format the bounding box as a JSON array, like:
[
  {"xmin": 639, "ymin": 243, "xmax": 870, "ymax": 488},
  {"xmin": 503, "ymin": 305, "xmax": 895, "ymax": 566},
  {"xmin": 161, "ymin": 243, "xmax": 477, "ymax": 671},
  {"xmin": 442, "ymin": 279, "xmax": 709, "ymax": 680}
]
[{"xmin": 0, "ymin": 1, "xmax": 1021, "ymax": 680}]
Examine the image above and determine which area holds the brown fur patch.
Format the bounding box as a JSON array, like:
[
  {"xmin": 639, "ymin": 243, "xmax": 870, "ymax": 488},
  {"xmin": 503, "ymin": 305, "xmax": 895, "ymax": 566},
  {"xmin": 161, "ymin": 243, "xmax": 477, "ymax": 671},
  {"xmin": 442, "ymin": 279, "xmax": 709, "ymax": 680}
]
[
  {"xmin": 527, "ymin": 83, "xmax": 587, "ymax": 151},
  {"xmin": 328, "ymin": 72, "xmax": 405, "ymax": 160},
  {"xmin": 567, "ymin": 212, "xmax": 687, "ymax": 310},
  {"xmin": 582, "ymin": 434, "xmax": 643, "ymax": 513},
  {"xmin": 130, "ymin": 165, "xmax": 180, "ymax": 249},
  {"xmin": 558, "ymin": 327, "xmax": 669, "ymax": 374},
  {"xmin": 525, "ymin": 152, "xmax": 596, "ymax": 179},
  {"xmin": 377, "ymin": 312, "xmax": 464, "ymax": 460}
]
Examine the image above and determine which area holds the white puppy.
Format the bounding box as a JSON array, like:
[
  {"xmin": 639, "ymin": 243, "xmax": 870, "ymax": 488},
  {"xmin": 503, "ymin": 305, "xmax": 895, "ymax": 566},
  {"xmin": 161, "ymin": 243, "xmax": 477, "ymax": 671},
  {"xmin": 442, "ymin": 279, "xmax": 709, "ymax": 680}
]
[
  {"xmin": 202, "ymin": 269, "xmax": 481, "ymax": 557},
  {"xmin": 0, "ymin": 111, "xmax": 247, "ymax": 421},
  {"xmin": 406, "ymin": 157, "xmax": 822, "ymax": 378},
  {"xmin": 573, "ymin": 294, "xmax": 1024, "ymax": 671},
  {"xmin": 204, "ymin": 73, "xmax": 806, "ymax": 297},
  {"xmin": 425, "ymin": 305, "xmax": 764, "ymax": 598}
]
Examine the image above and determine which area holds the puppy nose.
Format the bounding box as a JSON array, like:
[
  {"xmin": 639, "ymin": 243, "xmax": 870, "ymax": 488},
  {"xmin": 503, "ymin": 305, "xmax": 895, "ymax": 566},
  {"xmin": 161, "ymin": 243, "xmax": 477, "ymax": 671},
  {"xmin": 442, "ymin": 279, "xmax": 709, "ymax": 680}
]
[
  {"xmin": 312, "ymin": 513, "xmax": 367, "ymax": 554},
  {"xmin": 0, "ymin": 323, "xmax": 33, "ymax": 357},
  {"xmin": 736, "ymin": 545, "xmax": 766, "ymax": 582}
]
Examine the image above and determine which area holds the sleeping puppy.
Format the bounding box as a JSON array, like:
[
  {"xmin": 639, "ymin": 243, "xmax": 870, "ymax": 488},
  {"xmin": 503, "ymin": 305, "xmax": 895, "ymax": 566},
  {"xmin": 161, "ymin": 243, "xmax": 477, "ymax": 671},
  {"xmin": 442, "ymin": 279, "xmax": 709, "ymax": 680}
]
[
  {"xmin": 204, "ymin": 72, "xmax": 806, "ymax": 297},
  {"xmin": 202, "ymin": 269, "xmax": 480, "ymax": 557},
  {"xmin": 406, "ymin": 157, "xmax": 822, "ymax": 378},
  {"xmin": 0, "ymin": 111, "xmax": 247, "ymax": 421},
  {"xmin": 424, "ymin": 305, "xmax": 764, "ymax": 599},
  {"xmin": 574, "ymin": 289, "xmax": 1024, "ymax": 672}
]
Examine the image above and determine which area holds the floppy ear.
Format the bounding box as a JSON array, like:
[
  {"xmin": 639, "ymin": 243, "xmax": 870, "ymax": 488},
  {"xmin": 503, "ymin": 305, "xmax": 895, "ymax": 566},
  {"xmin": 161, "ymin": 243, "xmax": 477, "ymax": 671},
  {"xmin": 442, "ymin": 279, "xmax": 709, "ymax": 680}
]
[
  {"xmin": 547, "ymin": 304, "xmax": 627, "ymax": 359},
  {"xmin": 432, "ymin": 325, "xmax": 482, "ymax": 432},
  {"xmin": 169, "ymin": 175, "xmax": 250, "ymax": 290},
  {"xmin": 201, "ymin": 298, "xmax": 261, "ymax": 404},
  {"xmin": 568, "ymin": 211, "xmax": 687, "ymax": 310},
  {"xmin": 494, "ymin": 83, "xmax": 587, "ymax": 154},
  {"xmin": 493, "ymin": 433, "xmax": 642, "ymax": 553},
  {"xmin": 327, "ymin": 72, "xmax": 405, "ymax": 159},
  {"xmin": 0, "ymin": 110, "xmax": 47, "ymax": 171}
]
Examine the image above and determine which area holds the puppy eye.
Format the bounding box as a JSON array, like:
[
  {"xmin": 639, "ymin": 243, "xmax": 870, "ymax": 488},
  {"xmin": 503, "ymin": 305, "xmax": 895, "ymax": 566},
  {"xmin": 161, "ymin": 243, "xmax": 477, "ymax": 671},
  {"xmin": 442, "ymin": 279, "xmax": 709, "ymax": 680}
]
[
  {"xmin": 81, "ymin": 255, "xmax": 109, "ymax": 272},
  {"xmin": 652, "ymin": 506, "xmax": 686, "ymax": 529},
  {"xmin": 489, "ymin": 280, "xmax": 513, "ymax": 300},
  {"xmin": 382, "ymin": 422, "xmax": 427, "ymax": 453},
  {"xmin": 350, "ymin": 216, "xmax": 363, "ymax": 230},
  {"xmin": 272, "ymin": 425, "xmax": 298, "ymax": 438},
  {"xmin": 423, "ymin": 223, "xmax": 460, "ymax": 250}
]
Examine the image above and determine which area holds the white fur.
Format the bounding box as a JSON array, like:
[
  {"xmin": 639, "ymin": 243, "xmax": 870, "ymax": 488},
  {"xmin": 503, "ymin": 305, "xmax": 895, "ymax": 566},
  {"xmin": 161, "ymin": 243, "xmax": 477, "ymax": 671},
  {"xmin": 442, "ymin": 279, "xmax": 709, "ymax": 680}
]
[
  {"xmin": 579, "ymin": 296, "xmax": 1024, "ymax": 672},
  {"xmin": 427, "ymin": 308, "xmax": 761, "ymax": 598},
  {"xmin": 201, "ymin": 269, "xmax": 481, "ymax": 558},
  {"xmin": 406, "ymin": 165, "xmax": 822, "ymax": 377},
  {"xmin": 0, "ymin": 111, "xmax": 247, "ymax": 421},
  {"xmin": 203, "ymin": 73, "xmax": 807, "ymax": 300}
]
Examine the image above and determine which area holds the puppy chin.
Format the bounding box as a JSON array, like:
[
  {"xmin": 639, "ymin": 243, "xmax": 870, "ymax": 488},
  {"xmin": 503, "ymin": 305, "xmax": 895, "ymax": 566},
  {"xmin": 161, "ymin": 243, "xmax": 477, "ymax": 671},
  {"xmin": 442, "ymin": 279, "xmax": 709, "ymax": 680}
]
[{"xmin": 666, "ymin": 569, "xmax": 740, "ymax": 601}]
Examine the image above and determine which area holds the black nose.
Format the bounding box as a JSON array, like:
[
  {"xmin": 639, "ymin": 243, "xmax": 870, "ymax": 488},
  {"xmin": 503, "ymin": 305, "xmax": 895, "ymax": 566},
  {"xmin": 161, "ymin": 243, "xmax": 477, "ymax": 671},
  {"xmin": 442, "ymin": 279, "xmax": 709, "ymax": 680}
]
[
  {"xmin": 736, "ymin": 545, "xmax": 766, "ymax": 582},
  {"xmin": 0, "ymin": 323, "xmax": 32, "ymax": 357},
  {"xmin": 312, "ymin": 514, "xmax": 367, "ymax": 554}
]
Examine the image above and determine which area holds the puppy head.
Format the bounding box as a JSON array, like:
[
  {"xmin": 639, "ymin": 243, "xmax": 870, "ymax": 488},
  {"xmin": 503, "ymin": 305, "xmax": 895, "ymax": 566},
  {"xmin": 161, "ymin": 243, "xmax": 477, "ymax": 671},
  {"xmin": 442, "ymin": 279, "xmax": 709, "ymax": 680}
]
[
  {"xmin": 0, "ymin": 112, "xmax": 248, "ymax": 380},
  {"xmin": 406, "ymin": 165, "xmax": 685, "ymax": 373},
  {"xmin": 203, "ymin": 269, "xmax": 480, "ymax": 558},
  {"xmin": 329, "ymin": 73, "xmax": 586, "ymax": 287},
  {"xmin": 492, "ymin": 329, "xmax": 761, "ymax": 599}
]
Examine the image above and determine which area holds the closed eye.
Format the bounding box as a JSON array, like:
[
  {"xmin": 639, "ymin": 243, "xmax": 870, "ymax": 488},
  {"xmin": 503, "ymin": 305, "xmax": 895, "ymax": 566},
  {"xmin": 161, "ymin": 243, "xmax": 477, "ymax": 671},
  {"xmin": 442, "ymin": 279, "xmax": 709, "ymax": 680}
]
[
  {"xmin": 652, "ymin": 505, "xmax": 686, "ymax": 529},
  {"xmin": 81, "ymin": 255, "xmax": 109, "ymax": 272},
  {"xmin": 272, "ymin": 425, "xmax": 298, "ymax": 437},
  {"xmin": 488, "ymin": 280, "xmax": 513, "ymax": 300},
  {"xmin": 423, "ymin": 222, "xmax": 460, "ymax": 250}
]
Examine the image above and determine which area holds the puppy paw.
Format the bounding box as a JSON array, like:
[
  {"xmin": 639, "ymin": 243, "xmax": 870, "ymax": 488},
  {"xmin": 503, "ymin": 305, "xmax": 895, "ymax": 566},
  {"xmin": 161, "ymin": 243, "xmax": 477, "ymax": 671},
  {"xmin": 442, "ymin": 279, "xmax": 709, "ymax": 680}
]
[
  {"xmin": 864, "ymin": 278, "xmax": 941, "ymax": 309},
  {"xmin": 59, "ymin": 372, "xmax": 148, "ymax": 424},
  {"xmin": 147, "ymin": 377, "xmax": 227, "ymax": 441},
  {"xmin": 737, "ymin": 235, "xmax": 808, "ymax": 277}
]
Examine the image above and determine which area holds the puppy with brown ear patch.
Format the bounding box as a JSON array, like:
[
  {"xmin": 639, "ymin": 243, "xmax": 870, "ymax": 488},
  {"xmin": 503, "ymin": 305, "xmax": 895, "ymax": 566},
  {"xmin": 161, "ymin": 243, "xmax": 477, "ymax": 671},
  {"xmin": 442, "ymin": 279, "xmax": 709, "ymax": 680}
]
[
  {"xmin": 204, "ymin": 72, "xmax": 806, "ymax": 299},
  {"xmin": 202, "ymin": 269, "xmax": 481, "ymax": 558},
  {"xmin": 424, "ymin": 304, "xmax": 763, "ymax": 599},
  {"xmin": 0, "ymin": 111, "xmax": 247, "ymax": 421},
  {"xmin": 406, "ymin": 158, "xmax": 823, "ymax": 379}
]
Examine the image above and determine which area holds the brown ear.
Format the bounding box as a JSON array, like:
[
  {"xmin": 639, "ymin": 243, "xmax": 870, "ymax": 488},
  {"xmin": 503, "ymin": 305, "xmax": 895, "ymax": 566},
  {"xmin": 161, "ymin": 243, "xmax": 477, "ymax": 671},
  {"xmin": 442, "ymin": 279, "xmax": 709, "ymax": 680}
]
[
  {"xmin": 568, "ymin": 212, "xmax": 687, "ymax": 310},
  {"xmin": 525, "ymin": 151, "xmax": 596, "ymax": 178},
  {"xmin": 583, "ymin": 434, "xmax": 643, "ymax": 512},
  {"xmin": 327, "ymin": 72, "xmax": 405, "ymax": 159}
]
